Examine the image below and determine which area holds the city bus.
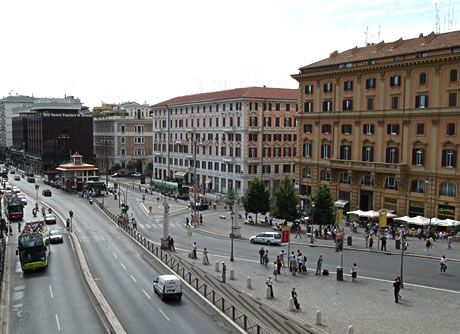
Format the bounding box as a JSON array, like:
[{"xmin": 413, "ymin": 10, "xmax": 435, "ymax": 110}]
[
  {"xmin": 4, "ymin": 196, "xmax": 24, "ymax": 220},
  {"xmin": 151, "ymin": 179, "xmax": 190, "ymax": 200},
  {"xmin": 17, "ymin": 221, "xmax": 50, "ymax": 271}
]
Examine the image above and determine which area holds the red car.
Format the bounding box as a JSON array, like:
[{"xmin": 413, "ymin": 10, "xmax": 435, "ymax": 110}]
[{"xmin": 111, "ymin": 172, "xmax": 123, "ymax": 177}]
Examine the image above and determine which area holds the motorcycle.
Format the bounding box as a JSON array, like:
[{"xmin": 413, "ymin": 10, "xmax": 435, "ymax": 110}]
[{"xmin": 32, "ymin": 208, "xmax": 37, "ymax": 217}]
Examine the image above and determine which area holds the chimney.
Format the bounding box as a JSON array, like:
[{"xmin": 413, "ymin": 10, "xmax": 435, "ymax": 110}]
[{"xmin": 330, "ymin": 50, "xmax": 339, "ymax": 58}]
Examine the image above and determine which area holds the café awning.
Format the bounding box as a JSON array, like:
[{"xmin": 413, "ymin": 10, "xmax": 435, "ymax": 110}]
[
  {"xmin": 334, "ymin": 200, "xmax": 349, "ymax": 208},
  {"xmin": 174, "ymin": 171, "xmax": 187, "ymax": 178}
]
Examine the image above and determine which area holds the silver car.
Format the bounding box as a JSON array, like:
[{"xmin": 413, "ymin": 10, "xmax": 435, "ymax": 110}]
[
  {"xmin": 49, "ymin": 230, "xmax": 64, "ymax": 243},
  {"xmin": 249, "ymin": 232, "xmax": 282, "ymax": 245}
]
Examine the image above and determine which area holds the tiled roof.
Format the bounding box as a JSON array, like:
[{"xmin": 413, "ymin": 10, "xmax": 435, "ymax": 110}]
[
  {"xmin": 300, "ymin": 30, "xmax": 460, "ymax": 71},
  {"xmin": 151, "ymin": 87, "xmax": 299, "ymax": 107}
]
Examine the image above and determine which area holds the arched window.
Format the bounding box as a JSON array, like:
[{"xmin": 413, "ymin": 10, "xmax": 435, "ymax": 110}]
[
  {"xmin": 419, "ymin": 72, "xmax": 427, "ymax": 85},
  {"xmin": 303, "ymin": 168, "xmax": 312, "ymax": 178},
  {"xmin": 440, "ymin": 182, "xmax": 456, "ymax": 197},
  {"xmin": 410, "ymin": 179, "xmax": 425, "ymax": 193},
  {"xmin": 320, "ymin": 170, "xmax": 330, "ymax": 181}
]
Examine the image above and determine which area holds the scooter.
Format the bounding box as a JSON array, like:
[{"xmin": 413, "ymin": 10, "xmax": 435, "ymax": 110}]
[{"xmin": 32, "ymin": 208, "xmax": 37, "ymax": 217}]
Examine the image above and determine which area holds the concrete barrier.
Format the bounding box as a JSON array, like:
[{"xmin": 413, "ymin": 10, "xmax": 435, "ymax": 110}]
[
  {"xmin": 247, "ymin": 276, "xmax": 251, "ymax": 289},
  {"xmin": 348, "ymin": 325, "xmax": 354, "ymax": 334},
  {"xmin": 230, "ymin": 268, "xmax": 235, "ymax": 280},
  {"xmin": 215, "ymin": 261, "xmax": 220, "ymax": 272},
  {"xmin": 315, "ymin": 310, "xmax": 321, "ymax": 325}
]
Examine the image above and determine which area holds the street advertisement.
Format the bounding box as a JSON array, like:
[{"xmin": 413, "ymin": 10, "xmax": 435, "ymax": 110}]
[
  {"xmin": 379, "ymin": 209, "xmax": 387, "ymax": 227},
  {"xmin": 336, "ymin": 231, "xmax": 344, "ymax": 252},
  {"xmin": 281, "ymin": 225, "xmax": 290, "ymax": 243}
]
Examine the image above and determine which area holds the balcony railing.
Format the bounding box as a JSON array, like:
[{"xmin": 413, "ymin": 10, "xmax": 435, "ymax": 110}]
[
  {"xmin": 329, "ymin": 159, "xmax": 408, "ymax": 172},
  {"xmin": 222, "ymin": 156, "xmax": 235, "ymax": 163},
  {"xmin": 248, "ymin": 157, "xmax": 260, "ymax": 163},
  {"xmin": 248, "ymin": 126, "xmax": 260, "ymax": 132}
]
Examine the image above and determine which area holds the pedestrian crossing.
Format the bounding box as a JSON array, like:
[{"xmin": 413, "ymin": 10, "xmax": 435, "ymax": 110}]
[{"xmin": 136, "ymin": 222, "xmax": 183, "ymax": 230}]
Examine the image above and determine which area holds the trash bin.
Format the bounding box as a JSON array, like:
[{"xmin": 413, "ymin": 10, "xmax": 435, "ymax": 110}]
[
  {"xmin": 395, "ymin": 239, "xmax": 401, "ymax": 250},
  {"xmin": 347, "ymin": 236, "xmax": 352, "ymax": 246},
  {"xmin": 336, "ymin": 266, "xmax": 343, "ymax": 281}
]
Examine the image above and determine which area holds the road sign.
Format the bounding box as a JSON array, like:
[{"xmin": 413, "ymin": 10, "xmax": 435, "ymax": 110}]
[{"xmin": 337, "ymin": 209, "xmax": 344, "ymax": 226}]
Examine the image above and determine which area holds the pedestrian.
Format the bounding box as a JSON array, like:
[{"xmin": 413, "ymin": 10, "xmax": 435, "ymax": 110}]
[
  {"xmin": 351, "ymin": 263, "xmax": 357, "ymax": 281},
  {"xmin": 264, "ymin": 250, "xmax": 269, "ymax": 268},
  {"xmin": 192, "ymin": 242, "xmax": 197, "ymax": 259},
  {"xmin": 259, "ymin": 247, "xmax": 265, "ymax": 264},
  {"xmin": 169, "ymin": 237, "xmax": 175, "ymax": 252},
  {"xmin": 364, "ymin": 231, "xmax": 369, "ymax": 248},
  {"xmin": 245, "ymin": 211, "xmax": 248, "ymax": 220},
  {"xmin": 266, "ymin": 276, "xmax": 274, "ymax": 297},
  {"xmin": 276, "ymin": 256, "xmax": 282, "ymax": 274},
  {"xmin": 417, "ymin": 227, "xmax": 422, "ymax": 240},
  {"xmin": 203, "ymin": 248, "xmax": 209, "ymax": 265},
  {"xmin": 315, "ymin": 255, "xmax": 323, "ymax": 275},
  {"xmin": 324, "ymin": 227, "xmax": 328, "ymax": 240},
  {"xmin": 269, "ymin": 216, "xmax": 273, "ymax": 226},
  {"xmin": 199, "ymin": 214, "xmax": 203, "ymax": 225},
  {"xmin": 221, "ymin": 262, "xmax": 226, "ymax": 283},
  {"xmin": 440, "ymin": 255, "xmax": 447, "ymax": 274},
  {"xmin": 18, "ymin": 222, "xmax": 21, "ymax": 233},
  {"xmin": 279, "ymin": 250, "xmax": 285, "ymax": 267},
  {"xmin": 291, "ymin": 288, "xmax": 300, "ymax": 309},
  {"xmin": 302, "ymin": 255, "xmax": 307, "ymax": 273},
  {"xmin": 295, "ymin": 225, "xmax": 301, "ymax": 239},
  {"xmin": 372, "ymin": 224, "xmax": 378, "ymax": 236},
  {"xmin": 380, "ymin": 235, "xmax": 387, "ymax": 252},
  {"xmin": 297, "ymin": 253, "xmax": 303, "ymax": 272},
  {"xmin": 368, "ymin": 235, "xmax": 373, "ymax": 250},
  {"xmin": 131, "ymin": 217, "xmax": 137, "ymax": 230},
  {"xmin": 185, "ymin": 217, "xmax": 189, "ymax": 228},
  {"xmin": 290, "ymin": 257, "xmax": 297, "ymax": 276},
  {"xmin": 425, "ymin": 239, "xmax": 432, "ymax": 255},
  {"xmin": 8, "ymin": 222, "xmax": 12, "ymax": 236},
  {"xmin": 273, "ymin": 262, "xmax": 278, "ymax": 281},
  {"xmin": 447, "ymin": 235, "xmax": 452, "ymax": 249},
  {"xmin": 393, "ymin": 277, "xmax": 401, "ymax": 303}
]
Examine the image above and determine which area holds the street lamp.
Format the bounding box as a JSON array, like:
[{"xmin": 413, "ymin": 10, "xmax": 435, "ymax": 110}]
[
  {"xmin": 400, "ymin": 230, "xmax": 406, "ymax": 288},
  {"xmin": 310, "ymin": 201, "xmax": 315, "ymax": 244},
  {"xmin": 230, "ymin": 210, "xmax": 235, "ymax": 262}
]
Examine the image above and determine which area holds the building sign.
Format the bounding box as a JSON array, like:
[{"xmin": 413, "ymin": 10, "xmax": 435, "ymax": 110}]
[
  {"xmin": 438, "ymin": 205, "xmax": 455, "ymax": 220},
  {"xmin": 408, "ymin": 200, "xmax": 424, "ymax": 217},
  {"xmin": 383, "ymin": 197, "xmax": 398, "ymax": 211}
]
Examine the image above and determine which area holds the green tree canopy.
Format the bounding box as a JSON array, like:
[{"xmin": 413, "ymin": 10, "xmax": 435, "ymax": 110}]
[
  {"xmin": 111, "ymin": 163, "xmax": 121, "ymax": 173},
  {"xmin": 270, "ymin": 176, "xmax": 300, "ymax": 222},
  {"xmin": 225, "ymin": 188, "xmax": 236, "ymax": 210},
  {"xmin": 126, "ymin": 160, "xmax": 136, "ymax": 172},
  {"xmin": 311, "ymin": 184, "xmax": 335, "ymax": 226},
  {"xmin": 242, "ymin": 178, "xmax": 270, "ymax": 223}
]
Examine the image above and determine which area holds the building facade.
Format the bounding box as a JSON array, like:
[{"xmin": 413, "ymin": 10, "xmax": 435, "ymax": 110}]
[
  {"xmin": 151, "ymin": 87, "xmax": 299, "ymax": 198},
  {"xmin": 293, "ymin": 30, "xmax": 460, "ymax": 220},
  {"xmin": 93, "ymin": 102, "xmax": 153, "ymax": 175}
]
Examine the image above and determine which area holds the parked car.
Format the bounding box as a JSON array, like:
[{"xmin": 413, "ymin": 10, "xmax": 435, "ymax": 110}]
[
  {"xmin": 10, "ymin": 170, "xmax": 15, "ymax": 174},
  {"xmin": 14, "ymin": 175, "xmax": 20, "ymax": 181},
  {"xmin": 27, "ymin": 177, "xmax": 35, "ymax": 183},
  {"xmin": 131, "ymin": 172, "xmax": 142, "ymax": 178},
  {"xmin": 153, "ymin": 275, "xmax": 182, "ymax": 301},
  {"xmin": 45, "ymin": 214, "xmax": 57, "ymax": 225},
  {"xmin": 49, "ymin": 229, "xmax": 64, "ymax": 243},
  {"xmin": 111, "ymin": 172, "xmax": 123, "ymax": 177},
  {"xmin": 249, "ymin": 232, "xmax": 282, "ymax": 245},
  {"xmin": 42, "ymin": 189, "xmax": 52, "ymax": 196}
]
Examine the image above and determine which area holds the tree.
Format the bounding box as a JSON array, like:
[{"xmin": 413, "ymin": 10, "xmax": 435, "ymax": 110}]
[
  {"xmin": 311, "ymin": 184, "xmax": 335, "ymax": 227},
  {"xmin": 126, "ymin": 160, "xmax": 136, "ymax": 173},
  {"xmin": 271, "ymin": 176, "xmax": 300, "ymax": 223},
  {"xmin": 146, "ymin": 162, "xmax": 153, "ymax": 176},
  {"xmin": 242, "ymin": 178, "xmax": 270, "ymax": 223},
  {"xmin": 111, "ymin": 163, "xmax": 121, "ymax": 173},
  {"xmin": 225, "ymin": 188, "xmax": 236, "ymax": 210}
]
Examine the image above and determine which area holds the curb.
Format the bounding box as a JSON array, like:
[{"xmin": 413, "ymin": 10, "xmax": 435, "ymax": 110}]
[{"xmin": 0, "ymin": 237, "xmax": 10, "ymax": 334}]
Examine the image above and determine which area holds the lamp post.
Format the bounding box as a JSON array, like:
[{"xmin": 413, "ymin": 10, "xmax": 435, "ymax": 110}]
[
  {"xmin": 310, "ymin": 201, "xmax": 315, "ymax": 244},
  {"xmin": 400, "ymin": 230, "xmax": 406, "ymax": 288},
  {"xmin": 230, "ymin": 210, "xmax": 235, "ymax": 262}
]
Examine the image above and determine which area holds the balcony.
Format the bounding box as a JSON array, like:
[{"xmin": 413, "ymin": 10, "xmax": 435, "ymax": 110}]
[
  {"xmin": 329, "ymin": 159, "xmax": 408, "ymax": 173},
  {"xmin": 248, "ymin": 126, "xmax": 261, "ymax": 133},
  {"xmin": 222, "ymin": 156, "xmax": 235, "ymax": 163},
  {"xmin": 248, "ymin": 157, "xmax": 261, "ymax": 163},
  {"xmin": 185, "ymin": 154, "xmax": 194, "ymax": 159},
  {"xmin": 223, "ymin": 126, "xmax": 236, "ymax": 133}
]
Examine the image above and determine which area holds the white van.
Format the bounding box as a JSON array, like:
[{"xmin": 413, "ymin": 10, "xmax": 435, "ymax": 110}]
[{"xmin": 153, "ymin": 275, "xmax": 182, "ymax": 301}]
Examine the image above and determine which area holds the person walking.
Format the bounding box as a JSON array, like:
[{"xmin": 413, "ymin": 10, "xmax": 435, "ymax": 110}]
[
  {"xmin": 221, "ymin": 262, "xmax": 226, "ymax": 283},
  {"xmin": 276, "ymin": 256, "xmax": 282, "ymax": 275},
  {"xmin": 131, "ymin": 217, "xmax": 137, "ymax": 230},
  {"xmin": 426, "ymin": 239, "xmax": 432, "ymax": 255},
  {"xmin": 289, "ymin": 256, "xmax": 297, "ymax": 276},
  {"xmin": 192, "ymin": 242, "xmax": 197, "ymax": 259},
  {"xmin": 440, "ymin": 255, "xmax": 447, "ymax": 274},
  {"xmin": 266, "ymin": 276, "xmax": 274, "ymax": 297},
  {"xmin": 447, "ymin": 235, "xmax": 452, "ymax": 249},
  {"xmin": 315, "ymin": 255, "xmax": 323, "ymax": 275},
  {"xmin": 18, "ymin": 221, "xmax": 21, "ymax": 233},
  {"xmin": 169, "ymin": 237, "xmax": 176, "ymax": 252},
  {"xmin": 199, "ymin": 214, "xmax": 203, "ymax": 225},
  {"xmin": 279, "ymin": 250, "xmax": 285, "ymax": 267},
  {"xmin": 302, "ymin": 255, "xmax": 307, "ymax": 273},
  {"xmin": 297, "ymin": 253, "xmax": 304, "ymax": 273},
  {"xmin": 380, "ymin": 235, "xmax": 387, "ymax": 252},
  {"xmin": 291, "ymin": 288, "xmax": 300, "ymax": 309},
  {"xmin": 364, "ymin": 231, "xmax": 369, "ymax": 248},
  {"xmin": 273, "ymin": 262, "xmax": 278, "ymax": 281},
  {"xmin": 203, "ymin": 248, "xmax": 209, "ymax": 265},
  {"xmin": 368, "ymin": 235, "xmax": 374, "ymax": 250},
  {"xmin": 295, "ymin": 225, "xmax": 301, "ymax": 239},
  {"xmin": 264, "ymin": 250, "xmax": 269, "ymax": 268},
  {"xmin": 185, "ymin": 217, "xmax": 189, "ymax": 228},
  {"xmin": 393, "ymin": 277, "xmax": 401, "ymax": 303},
  {"xmin": 351, "ymin": 263, "xmax": 358, "ymax": 281},
  {"xmin": 259, "ymin": 247, "xmax": 265, "ymax": 264}
]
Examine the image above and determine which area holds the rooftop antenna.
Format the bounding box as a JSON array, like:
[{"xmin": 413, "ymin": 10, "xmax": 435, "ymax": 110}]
[
  {"xmin": 364, "ymin": 26, "xmax": 369, "ymax": 46},
  {"xmin": 435, "ymin": 2, "xmax": 440, "ymax": 34},
  {"xmin": 378, "ymin": 25, "xmax": 381, "ymax": 42}
]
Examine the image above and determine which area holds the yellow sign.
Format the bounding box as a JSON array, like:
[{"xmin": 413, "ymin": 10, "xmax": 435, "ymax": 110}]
[
  {"xmin": 337, "ymin": 209, "xmax": 343, "ymax": 226},
  {"xmin": 187, "ymin": 230, "xmax": 192, "ymax": 239},
  {"xmin": 379, "ymin": 210, "xmax": 387, "ymax": 227},
  {"xmin": 282, "ymin": 224, "xmax": 290, "ymax": 230}
]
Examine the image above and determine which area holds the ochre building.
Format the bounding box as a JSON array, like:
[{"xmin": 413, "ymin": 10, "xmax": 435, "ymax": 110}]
[{"xmin": 293, "ymin": 30, "xmax": 460, "ymax": 220}]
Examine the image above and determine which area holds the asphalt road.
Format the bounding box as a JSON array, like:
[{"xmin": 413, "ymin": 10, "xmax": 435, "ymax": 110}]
[
  {"xmin": 11, "ymin": 177, "xmax": 232, "ymax": 334},
  {"xmin": 7, "ymin": 190, "xmax": 105, "ymax": 334}
]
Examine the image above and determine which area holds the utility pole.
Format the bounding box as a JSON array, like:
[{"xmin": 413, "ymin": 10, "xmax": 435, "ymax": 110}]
[{"xmin": 160, "ymin": 106, "xmax": 170, "ymax": 250}]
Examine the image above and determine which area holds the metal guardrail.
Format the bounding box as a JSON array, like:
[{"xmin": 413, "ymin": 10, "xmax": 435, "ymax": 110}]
[
  {"xmin": 95, "ymin": 199, "xmax": 267, "ymax": 334},
  {"xmin": 0, "ymin": 238, "xmax": 6, "ymax": 297}
]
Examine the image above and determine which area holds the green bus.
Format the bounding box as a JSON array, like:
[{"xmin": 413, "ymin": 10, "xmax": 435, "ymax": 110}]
[
  {"xmin": 151, "ymin": 179, "xmax": 190, "ymax": 200},
  {"xmin": 17, "ymin": 221, "xmax": 50, "ymax": 271}
]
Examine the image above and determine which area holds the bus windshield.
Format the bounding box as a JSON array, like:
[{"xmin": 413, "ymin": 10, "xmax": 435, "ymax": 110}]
[{"xmin": 19, "ymin": 247, "xmax": 46, "ymax": 264}]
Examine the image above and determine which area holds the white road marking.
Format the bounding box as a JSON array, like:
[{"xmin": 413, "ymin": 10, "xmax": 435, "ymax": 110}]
[
  {"xmin": 139, "ymin": 224, "xmax": 144, "ymax": 229},
  {"xmin": 158, "ymin": 308, "xmax": 170, "ymax": 321},
  {"xmin": 146, "ymin": 224, "xmax": 151, "ymax": 229},
  {"xmin": 16, "ymin": 261, "xmax": 22, "ymax": 273},
  {"xmin": 49, "ymin": 285, "xmax": 54, "ymax": 299},
  {"xmin": 112, "ymin": 252, "xmax": 118, "ymax": 259},
  {"xmin": 130, "ymin": 274, "xmax": 137, "ymax": 283},
  {"xmin": 120, "ymin": 262, "xmax": 126, "ymax": 270},
  {"xmin": 142, "ymin": 289, "xmax": 151, "ymax": 299},
  {"xmin": 55, "ymin": 314, "xmax": 61, "ymax": 331}
]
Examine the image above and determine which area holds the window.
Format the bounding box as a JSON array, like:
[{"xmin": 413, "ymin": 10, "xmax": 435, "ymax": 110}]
[
  {"xmin": 385, "ymin": 177, "xmax": 398, "ymax": 190},
  {"xmin": 416, "ymin": 123, "xmax": 425, "ymax": 135},
  {"xmin": 415, "ymin": 95, "xmax": 428, "ymax": 108},
  {"xmin": 340, "ymin": 145, "xmax": 351, "ymax": 160},
  {"xmin": 363, "ymin": 124, "xmax": 374, "ymax": 135},
  {"xmin": 274, "ymin": 165, "xmax": 279, "ymax": 173},
  {"xmin": 276, "ymin": 103, "xmax": 280, "ymax": 111},
  {"xmin": 342, "ymin": 99, "xmax": 353, "ymax": 111},
  {"xmin": 274, "ymin": 147, "xmax": 281, "ymax": 157},
  {"xmin": 284, "ymin": 117, "xmax": 292, "ymax": 127},
  {"xmin": 305, "ymin": 85, "xmax": 313, "ymax": 94},
  {"xmin": 263, "ymin": 117, "xmax": 272, "ymax": 127},
  {"xmin": 263, "ymin": 147, "xmax": 271, "ymax": 158},
  {"xmin": 321, "ymin": 144, "xmax": 330, "ymax": 159},
  {"xmin": 248, "ymin": 147, "xmax": 257, "ymax": 158},
  {"xmin": 391, "ymin": 96, "xmax": 399, "ymax": 109},
  {"xmin": 450, "ymin": 69, "xmax": 458, "ymax": 82},
  {"xmin": 322, "ymin": 124, "xmax": 331, "ymax": 134},
  {"xmin": 341, "ymin": 124, "xmax": 352, "ymax": 134},
  {"xmin": 121, "ymin": 148, "xmax": 126, "ymax": 156},
  {"xmin": 322, "ymin": 100, "xmax": 332, "ymax": 112},
  {"xmin": 394, "ymin": 56, "xmax": 401, "ymax": 61},
  {"xmin": 275, "ymin": 117, "xmax": 280, "ymax": 127},
  {"xmin": 390, "ymin": 75, "xmax": 401, "ymax": 87},
  {"xmin": 135, "ymin": 125, "xmax": 144, "ymax": 134},
  {"xmin": 120, "ymin": 125, "xmax": 125, "ymax": 133},
  {"xmin": 411, "ymin": 179, "xmax": 425, "ymax": 193},
  {"xmin": 367, "ymin": 97, "xmax": 374, "ymax": 110},
  {"xmin": 447, "ymin": 123, "xmax": 456, "ymax": 136},
  {"xmin": 120, "ymin": 137, "xmax": 126, "ymax": 144},
  {"xmin": 440, "ymin": 182, "xmax": 456, "ymax": 197},
  {"xmin": 412, "ymin": 148, "xmax": 425, "ymax": 166},
  {"xmin": 449, "ymin": 92, "xmax": 457, "ymax": 107},
  {"xmin": 442, "ymin": 149, "xmax": 457, "ymax": 168},
  {"xmin": 386, "ymin": 147, "xmax": 399, "ymax": 163},
  {"xmin": 361, "ymin": 175, "xmax": 374, "ymax": 186},
  {"xmin": 323, "ymin": 82, "xmax": 333, "ymax": 93},
  {"xmin": 303, "ymin": 168, "xmax": 312, "ymax": 178},
  {"xmin": 419, "ymin": 72, "xmax": 427, "ymax": 85},
  {"xmin": 344, "ymin": 80, "xmax": 353, "ymax": 91},
  {"xmin": 283, "ymin": 164, "xmax": 291, "ymax": 173},
  {"xmin": 340, "ymin": 172, "xmax": 350, "ymax": 184},
  {"xmin": 362, "ymin": 146, "xmax": 374, "ymax": 162},
  {"xmin": 320, "ymin": 170, "xmax": 331, "ymax": 181},
  {"xmin": 303, "ymin": 124, "xmax": 312, "ymax": 133},
  {"xmin": 365, "ymin": 78, "xmax": 376, "ymax": 89},
  {"xmin": 303, "ymin": 143, "xmax": 312, "ymax": 158},
  {"xmin": 286, "ymin": 104, "xmax": 290, "ymax": 112},
  {"xmin": 134, "ymin": 137, "xmax": 144, "ymax": 144},
  {"xmin": 304, "ymin": 102, "xmax": 313, "ymax": 112},
  {"xmin": 387, "ymin": 124, "xmax": 400, "ymax": 135},
  {"xmin": 283, "ymin": 147, "xmax": 291, "ymax": 158}
]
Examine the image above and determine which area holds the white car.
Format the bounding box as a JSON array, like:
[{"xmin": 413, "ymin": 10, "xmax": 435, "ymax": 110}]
[
  {"xmin": 249, "ymin": 232, "xmax": 282, "ymax": 245},
  {"xmin": 49, "ymin": 229, "xmax": 64, "ymax": 243},
  {"xmin": 153, "ymin": 275, "xmax": 182, "ymax": 301}
]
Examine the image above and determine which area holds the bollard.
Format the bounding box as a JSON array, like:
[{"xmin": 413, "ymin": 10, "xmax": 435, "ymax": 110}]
[
  {"xmin": 266, "ymin": 287, "xmax": 271, "ymax": 299},
  {"xmin": 288, "ymin": 297, "xmax": 295, "ymax": 311},
  {"xmin": 315, "ymin": 310, "xmax": 321, "ymax": 325},
  {"xmin": 348, "ymin": 325, "xmax": 354, "ymax": 334},
  {"xmin": 215, "ymin": 261, "xmax": 220, "ymax": 272},
  {"xmin": 247, "ymin": 277, "xmax": 251, "ymax": 289},
  {"xmin": 230, "ymin": 268, "xmax": 235, "ymax": 280}
]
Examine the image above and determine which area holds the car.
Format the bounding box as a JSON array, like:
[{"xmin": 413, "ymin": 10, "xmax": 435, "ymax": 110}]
[
  {"xmin": 153, "ymin": 275, "xmax": 182, "ymax": 301},
  {"xmin": 131, "ymin": 172, "xmax": 142, "ymax": 178},
  {"xmin": 42, "ymin": 189, "xmax": 52, "ymax": 196},
  {"xmin": 27, "ymin": 177, "xmax": 35, "ymax": 183},
  {"xmin": 49, "ymin": 229, "xmax": 64, "ymax": 243},
  {"xmin": 249, "ymin": 232, "xmax": 282, "ymax": 245},
  {"xmin": 111, "ymin": 172, "xmax": 123, "ymax": 177},
  {"xmin": 14, "ymin": 175, "xmax": 20, "ymax": 181},
  {"xmin": 10, "ymin": 170, "xmax": 15, "ymax": 174},
  {"xmin": 45, "ymin": 214, "xmax": 57, "ymax": 225}
]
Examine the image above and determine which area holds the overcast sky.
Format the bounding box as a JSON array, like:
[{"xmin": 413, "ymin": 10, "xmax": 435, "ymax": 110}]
[{"xmin": 0, "ymin": 0, "xmax": 458, "ymax": 109}]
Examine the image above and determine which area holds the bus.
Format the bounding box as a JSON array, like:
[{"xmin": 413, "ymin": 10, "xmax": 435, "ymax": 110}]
[
  {"xmin": 17, "ymin": 221, "xmax": 50, "ymax": 271},
  {"xmin": 151, "ymin": 179, "xmax": 190, "ymax": 200},
  {"xmin": 4, "ymin": 196, "xmax": 24, "ymax": 220}
]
